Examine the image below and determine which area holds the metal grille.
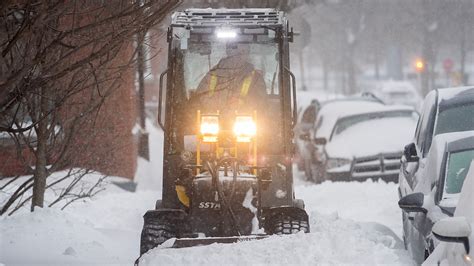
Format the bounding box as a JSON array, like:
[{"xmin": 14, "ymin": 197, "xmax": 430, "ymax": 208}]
[
  {"xmin": 351, "ymin": 152, "xmax": 402, "ymax": 179},
  {"xmin": 172, "ymin": 8, "xmax": 283, "ymax": 27}
]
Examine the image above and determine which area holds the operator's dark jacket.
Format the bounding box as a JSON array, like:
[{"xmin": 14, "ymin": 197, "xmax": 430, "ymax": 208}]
[{"xmin": 194, "ymin": 58, "xmax": 267, "ymax": 116}]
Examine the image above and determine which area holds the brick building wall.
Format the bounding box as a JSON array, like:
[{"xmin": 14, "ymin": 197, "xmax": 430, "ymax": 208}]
[{"xmin": 0, "ymin": 3, "xmax": 139, "ymax": 180}]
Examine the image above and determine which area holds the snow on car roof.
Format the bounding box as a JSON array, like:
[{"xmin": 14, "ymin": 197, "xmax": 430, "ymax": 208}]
[
  {"xmin": 315, "ymin": 100, "xmax": 411, "ymax": 139},
  {"xmin": 325, "ymin": 115, "xmax": 416, "ymax": 159},
  {"xmin": 436, "ymin": 86, "xmax": 474, "ymax": 113},
  {"xmin": 437, "ymin": 86, "xmax": 474, "ymax": 102}
]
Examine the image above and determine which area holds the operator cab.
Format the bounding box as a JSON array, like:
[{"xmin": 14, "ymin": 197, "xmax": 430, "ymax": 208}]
[{"xmin": 159, "ymin": 9, "xmax": 297, "ymax": 207}]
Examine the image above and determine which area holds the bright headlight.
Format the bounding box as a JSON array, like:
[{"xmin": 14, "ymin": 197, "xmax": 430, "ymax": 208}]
[
  {"xmin": 200, "ymin": 116, "xmax": 219, "ymax": 142},
  {"xmin": 326, "ymin": 158, "xmax": 351, "ymax": 170},
  {"xmin": 233, "ymin": 116, "xmax": 256, "ymax": 142},
  {"xmin": 216, "ymin": 28, "xmax": 237, "ymax": 39}
]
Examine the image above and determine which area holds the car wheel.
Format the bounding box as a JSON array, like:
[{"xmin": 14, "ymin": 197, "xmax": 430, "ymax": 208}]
[
  {"xmin": 303, "ymin": 159, "xmax": 313, "ymax": 181},
  {"xmin": 296, "ymin": 154, "xmax": 305, "ymax": 171},
  {"xmin": 401, "ymin": 212, "xmax": 409, "ymax": 250},
  {"xmin": 310, "ymin": 163, "xmax": 324, "ymax": 184}
]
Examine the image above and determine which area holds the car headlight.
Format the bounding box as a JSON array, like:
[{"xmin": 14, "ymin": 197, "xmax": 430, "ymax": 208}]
[
  {"xmin": 326, "ymin": 157, "xmax": 351, "ymax": 170},
  {"xmin": 200, "ymin": 115, "xmax": 219, "ymax": 142},
  {"xmin": 464, "ymin": 254, "xmax": 473, "ymax": 265},
  {"xmin": 314, "ymin": 149, "xmax": 326, "ymax": 162},
  {"xmin": 233, "ymin": 116, "xmax": 256, "ymax": 142}
]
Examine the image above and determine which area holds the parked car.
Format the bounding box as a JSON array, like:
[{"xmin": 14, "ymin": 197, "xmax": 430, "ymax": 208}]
[
  {"xmin": 370, "ymin": 80, "xmax": 422, "ymax": 108},
  {"xmin": 423, "ymin": 161, "xmax": 474, "ymax": 266},
  {"xmin": 305, "ymin": 99, "xmax": 417, "ymax": 183},
  {"xmin": 294, "ymin": 95, "xmax": 384, "ymax": 181},
  {"xmin": 398, "ymin": 132, "xmax": 474, "ymax": 264},
  {"xmin": 399, "ymin": 86, "xmax": 474, "ymax": 260}
]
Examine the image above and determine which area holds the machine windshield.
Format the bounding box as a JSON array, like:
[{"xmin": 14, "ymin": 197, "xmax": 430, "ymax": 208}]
[
  {"xmin": 171, "ymin": 27, "xmax": 284, "ymax": 155},
  {"xmin": 183, "ymin": 41, "xmax": 280, "ymax": 99}
]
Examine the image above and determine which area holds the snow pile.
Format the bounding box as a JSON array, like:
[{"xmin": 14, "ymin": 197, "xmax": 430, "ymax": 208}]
[
  {"xmin": 140, "ymin": 210, "xmax": 411, "ymax": 266},
  {"xmin": 0, "ymin": 190, "xmax": 156, "ymax": 265},
  {"xmin": 295, "ymin": 178, "xmax": 405, "ymax": 238}
]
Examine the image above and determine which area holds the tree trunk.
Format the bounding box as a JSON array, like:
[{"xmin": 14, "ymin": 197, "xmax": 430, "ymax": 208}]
[
  {"xmin": 322, "ymin": 59, "xmax": 328, "ymax": 91},
  {"xmin": 31, "ymin": 87, "xmax": 49, "ymax": 211},
  {"xmin": 347, "ymin": 44, "xmax": 356, "ymax": 94},
  {"xmin": 374, "ymin": 50, "xmax": 380, "ymax": 80},
  {"xmin": 137, "ymin": 31, "xmax": 149, "ymax": 160}
]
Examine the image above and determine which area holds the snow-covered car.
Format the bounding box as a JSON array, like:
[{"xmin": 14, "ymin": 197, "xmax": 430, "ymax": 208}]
[
  {"xmin": 398, "ymin": 132, "xmax": 474, "ymax": 264},
  {"xmin": 423, "ymin": 161, "xmax": 474, "ymax": 266},
  {"xmin": 295, "ymin": 95, "xmax": 384, "ymax": 182},
  {"xmin": 308, "ymin": 99, "xmax": 417, "ymax": 183},
  {"xmin": 370, "ymin": 80, "xmax": 422, "ymax": 108},
  {"xmin": 399, "ymin": 86, "xmax": 474, "ymax": 200}
]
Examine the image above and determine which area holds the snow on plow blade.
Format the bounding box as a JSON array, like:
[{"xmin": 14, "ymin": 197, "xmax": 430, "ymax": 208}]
[
  {"xmin": 135, "ymin": 235, "xmax": 269, "ymax": 265},
  {"xmin": 162, "ymin": 235, "xmax": 268, "ymax": 248}
]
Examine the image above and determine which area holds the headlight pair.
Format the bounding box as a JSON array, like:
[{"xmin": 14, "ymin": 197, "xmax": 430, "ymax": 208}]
[{"xmin": 200, "ymin": 115, "xmax": 256, "ymax": 143}]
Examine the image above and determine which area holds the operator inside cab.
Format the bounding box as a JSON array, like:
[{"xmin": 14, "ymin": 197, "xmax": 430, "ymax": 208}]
[{"xmin": 191, "ymin": 42, "xmax": 268, "ymax": 121}]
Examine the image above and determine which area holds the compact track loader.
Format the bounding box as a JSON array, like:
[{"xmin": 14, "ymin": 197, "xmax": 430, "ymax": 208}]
[{"xmin": 139, "ymin": 8, "xmax": 309, "ymax": 256}]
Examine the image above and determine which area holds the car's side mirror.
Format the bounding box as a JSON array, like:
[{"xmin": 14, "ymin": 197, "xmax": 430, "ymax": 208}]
[
  {"xmin": 299, "ymin": 133, "xmax": 311, "ymax": 141},
  {"xmin": 403, "ymin": 143, "xmax": 419, "ymax": 162},
  {"xmin": 313, "ymin": 137, "xmax": 327, "ymax": 145},
  {"xmin": 433, "ymin": 217, "xmax": 471, "ymax": 254},
  {"xmin": 398, "ymin": 192, "xmax": 427, "ymax": 213}
]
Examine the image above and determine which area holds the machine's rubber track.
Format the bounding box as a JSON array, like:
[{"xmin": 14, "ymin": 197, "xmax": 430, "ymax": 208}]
[
  {"xmin": 269, "ymin": 216, "xmax": 310, "ymax": 235},
  {"xmin": 140, "ymin": 220, "xmax": 176, "ymax": 255}
]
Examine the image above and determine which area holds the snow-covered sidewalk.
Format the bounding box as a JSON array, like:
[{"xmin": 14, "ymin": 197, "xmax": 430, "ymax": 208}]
[{"xmin": 0, "ymin": 187, "xmax": 158, "ymax": 265}]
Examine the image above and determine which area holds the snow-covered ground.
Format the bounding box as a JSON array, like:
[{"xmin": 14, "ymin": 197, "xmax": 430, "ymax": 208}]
[
  {"xmin": 0, "ymin": 189, "xmax": 157, "ymax": 265},
  {"xmin": 140, "ymin": 177, "xmax": 413, "ymax": 266},
  {"xmin": 1, "ymin": 120, "xmax": 414, "ymax": 265}
]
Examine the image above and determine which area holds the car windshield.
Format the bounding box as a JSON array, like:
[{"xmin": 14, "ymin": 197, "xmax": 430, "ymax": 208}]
[
  {"xmin": 443, "ymin": 149, "xmax": 474, "ymax": 198},
  {"xmin": 435, "ymin": 103, "xmax": 474, "ymax": 135},
  {"xmin": 331, "ymin": 110, "xmax": 417, "ymax": 139}
]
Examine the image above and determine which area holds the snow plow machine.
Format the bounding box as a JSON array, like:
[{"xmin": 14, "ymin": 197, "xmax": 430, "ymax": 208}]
[{"xmin": 139, "ymin": 8, "xmax": 309, "ymax": 257}]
